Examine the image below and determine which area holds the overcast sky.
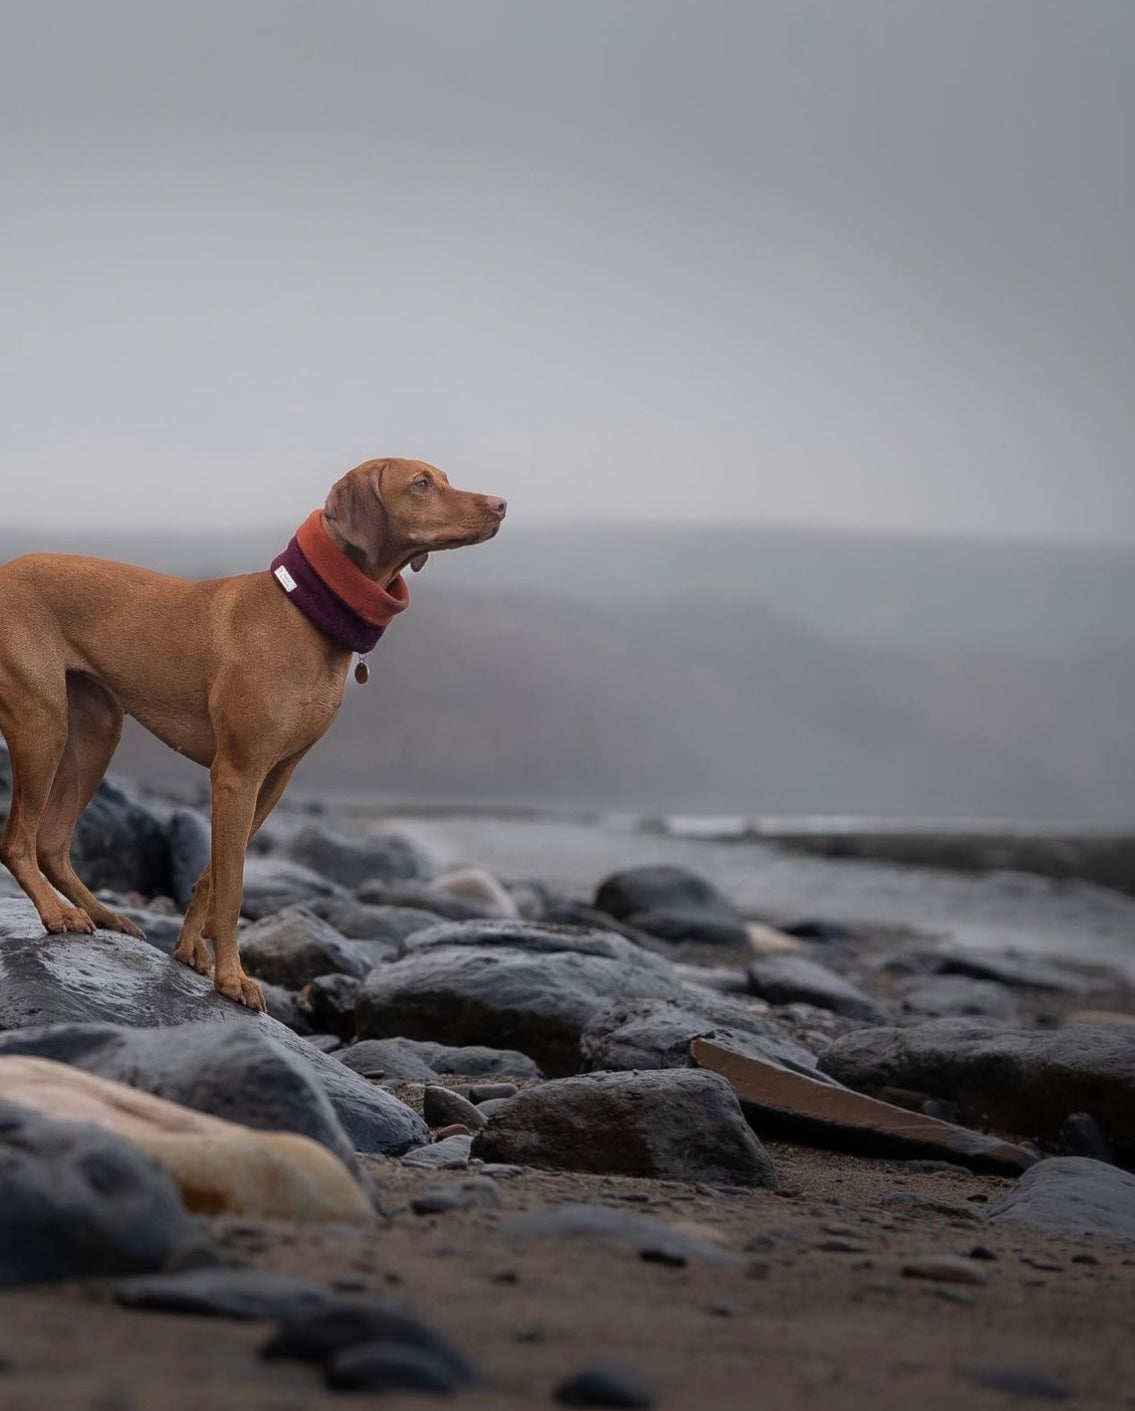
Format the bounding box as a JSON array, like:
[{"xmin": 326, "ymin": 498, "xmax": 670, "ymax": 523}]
[{"xmin": 3, "ymin": 1, "xmax": 1134, "ymax": 541}]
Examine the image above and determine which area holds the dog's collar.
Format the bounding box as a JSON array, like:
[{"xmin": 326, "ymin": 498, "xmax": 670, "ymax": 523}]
[{"xmin": 270, "ymin": 510, "xmax": 410, "ymax": 653}]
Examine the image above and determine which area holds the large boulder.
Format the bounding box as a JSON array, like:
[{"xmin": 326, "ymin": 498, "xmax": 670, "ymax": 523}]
[
  {"xmin": 820, "ymin": 1019, "xmax": 1135, "ymax": 1161},
  {"xmin": 356, "ymin": 921, "xmax": 681, "ymax": 1076},
  {"xmin": 747, "ymin": 954, "xmax": 886, "ymax": 1023},
  {"xmin": 579, "ymin": 993, "xmax": 819, "ymax": 1076},
  {"xmin": 0, "ymin": 1100, "xmax": 194, "ymax": 1286},
  {"xmin": 0, "ymin": 898, "xmax": 427, "ymax": 1156},
  {"xmin": 282, "ymin": 823, "xmax": 435, "ymax": 888},
  {"xmin": 471, "ymin": 1069, "xmax": 777, "ymax": 1187},
  {"xmin": 239, "ymin": 907, "xmax": 388, "ymax": 988},
  {"xmin": 983, "ymin": 1157, "xmax": 1135, "ymax": 1241},
  {"xmin": 594, "ymin": 866, "xmax": 740, "ymax": 923}
]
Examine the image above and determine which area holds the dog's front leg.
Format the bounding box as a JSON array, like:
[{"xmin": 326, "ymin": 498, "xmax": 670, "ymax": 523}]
[{"xmin": 204, "ymin": 758, "xmax": 266, "ymax": 1012}]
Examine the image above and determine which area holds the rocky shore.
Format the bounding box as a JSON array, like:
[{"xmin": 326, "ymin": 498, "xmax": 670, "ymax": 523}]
[{"xmin": 1, "ymin": 758, "xmax": 1134, "ymax": 1408}]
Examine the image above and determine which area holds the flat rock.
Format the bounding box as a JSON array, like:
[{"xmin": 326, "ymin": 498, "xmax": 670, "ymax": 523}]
[
  {"xmin": 326, "ymin": 1343, "xmax": 468, "ymax": 1394},
  {"xmin": 502, "ymin": 1203, "xmax": 743, "ymax": 1265},
  {"xmin": 386, "ymin": 1039, "xmax": 543, "ymax": 1079},
  {"xmin": 357, "ymin": 922, "xmax": 680, "ymax": 1076},
  {"xmin": 959, "ymin": 1365, "xmax": 1073, "ymax": 1400},
  {"xmin": 902, "ymin": 1254, "xmax": 989, "ymax": 1285},
  {"xmin": 472, "ymin": 1069, "xmax": 777, "ymax": 1187},
  {"xmin": 307, "ymin": 896, "xmax": 439, "ymax": 945},
  {"xmin": 411, "ymin": 1176, "xmax": 501, "ymax": 1214},
  {"xmin": 115, "ymin": 1268, "xmax": 332, "ymax": 1320},
  {"xmin": 0, "ymin": 1100, "xmax": 194, "ymax": 1286},
  {"xmin": 400, "ymin": 1134, "xmax": 474, "ymax": 1169},
  {"xmin": 594, "ymin": 865, "xmax": 740, "ymax": 922},
  {"xmin": 902, "ymin": 948, "xmax": 1091, "ymax": 994},
  {"xmin": 240, "ymin": 906, "xmax": 386, "ymax": 989},
  {"xmin": 0, "ymin": 900, "xmax": 428, "ymax": 1157},
  {"xmin": 240, "ymin": 858, "xmax": 346, "ymax": 920},
  {"xmin": 894, "ymin": 975, "xmax": 1020, "ymax": 1023},
  {"xmin": 625, "ymin": 908, "xmax": 752, "ymax": 953},
  {"xmin": 983, "ymin": 1157, "xmax": 1135, "ymax": 1241},
  {"xmin": 748, "ymin": 954, "xmax": 886, "ymax": 1022},
  {"xmin": 819, "ymin": 1018, "xmax": 1135, "ymax": 1161},
  {"xmin": 692, "ymin": 1037, "xmax": 1035, "ymax": 1172},
  {"xmin": 283, "ymin": 822, "xmax": 435, "ymax": 888},
  {"xmin": 580, "ymin": 994, "xmax": 819, "ymax": 1077},
  {"xmin": 335, "ymin": 1039, "xmax": 442, "ymax": 1082}
]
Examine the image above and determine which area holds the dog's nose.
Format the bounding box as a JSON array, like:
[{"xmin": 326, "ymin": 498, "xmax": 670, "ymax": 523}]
[{"xmin": 485, "ymin": 497, "xmax": 508, "ymax": 519}]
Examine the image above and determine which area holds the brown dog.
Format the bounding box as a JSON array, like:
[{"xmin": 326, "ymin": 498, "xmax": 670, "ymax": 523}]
[{"xmin": 0, "ymin": 458, "xmax": 506, "ymax": 1010}]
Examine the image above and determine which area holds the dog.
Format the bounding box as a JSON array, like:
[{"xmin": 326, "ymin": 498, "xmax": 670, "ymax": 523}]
[{"xmin": 0, "ymin": 458, "xmax": 506, "ymax": 1011}]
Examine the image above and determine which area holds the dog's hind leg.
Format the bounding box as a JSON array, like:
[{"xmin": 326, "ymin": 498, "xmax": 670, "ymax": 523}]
[{"xmin": 35, "ymin": 673, "xmax": 144, "ymax": 939}]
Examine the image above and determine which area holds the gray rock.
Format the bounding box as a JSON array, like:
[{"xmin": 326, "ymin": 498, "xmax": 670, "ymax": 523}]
[
  {"xmin": 470, "ymin": 1082, "xmax": 520, "ymax": 1103},
  {"xmin": 476, "ymin": 1098, "xmax": 515, "ymax": 1118},
  {"xmin": 411, "ymin": 1176, "xmax": 501, "ymax": 1214},
  {"xmin": 305, "ymin": 1034, "xmax": 342, "ymax": 1053},
  {"xmin": 594, "ymin": 865, "xmax": 740, "ymax": 922},
  {"xmin": 1058, "ymin": 1112, "xmax": 1119, "ymax": 1165},
  {"xmin": 259, "ymin": 981, "xmax": 314, "ymax": 1036},
  {"xmin": 401, "ymin": 1135, "xmax": 474, "ymax": 1169},
  {"xmin": 502, "ymin": 1203, "xmax": 743, "ymax": 1265},
  {"xmin": 307, "ymin": 896, "xmax": 439, "ymax": 945},
  {"xmin": 0, "ymin": 1101, "xmax": 194, "ymax": 1286},
  {"xmin": 902, "ymin": 948, "xmax": 1090, "ymax": 994},
  {"xmin": 556, "ymin": 1362, "xmax": 656, "ymax": 1409},
  {"xmin": 240, "ymin": 857, "xmax": 346, "ymax": 920},
  {"xmin": 335, "ymin": 1039, "xmax": 441, "ymax": 1082},
  {"xmin": 748, "ymin": 954, "xmax": 886, "ymax": 1022},
  {"xmin": 820, "ymin": 1019, "xmax": 1135, "ymax": 1160},
  {"xmin": 423, "ymin": 1086, "xmax": 486, "ymax": 1130},
  {"xmin": 624, "ymin": 908, "xmax": 752, "ymax": 953},
  {"xmin": 0, "ymin": 901, "xmax": 428, "ymax": 1156},
  {"xmin": 472, "ymin": 1069, "xmax": 777, "ymax": 1187},
  {"xmin": 326, "ymin": 1344, "xmax": 469, "ymax": 1395},
  {"xmin": 115, "ymin": 1268, "xmax": 332, "ymax": 1320},
  {"xmin": 958, "ymin": 1366, "xmax": 1073, "ymax": 1401},
  {"xmin": 300, "ymin": 973, "xmax": 360, "ymax": 1041},
  {"xmin": 385, "ymin": 1040, "xmax": 542, "ymax": 1080},
  {"xmin": 580, "ymin": 994, "xmax": 819, "ymax": 1077},
  {"xmin": 66, "ymin": 775, "xmax": 171, "ymax": 900},
  {"xmin": 983, "ymin": 1157, "xmax": 1135, "ymax": 1241},
  {"xmin": 167, "ymin": 808, "xmax": 211, "ymax": 911},
  {"xmin": 358, "ymin": 922, "xmax": 680, "ymax": 1077},
  {"xmin": 240, "ymin": 906, "xmax": 387, "ymax": 989},
  {"xmin": 283, "ymin": 822, "xmax": 435, "ymax": 888},
  {"xmin": 117, "ymin": 909, "xmax": 186, "ymax": 957},
  {"xmin": 894, "ymin": 975, "xmax": 1020, "ymax": 1023},
  {"xmin": 355, "ymin": 880, "xmax": 494, "ymax": 921}
]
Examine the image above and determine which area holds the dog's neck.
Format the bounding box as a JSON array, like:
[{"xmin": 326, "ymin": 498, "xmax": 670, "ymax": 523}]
[{"xmin": 320, "ymin": 513, "xmax": 414, "ymax": 590}]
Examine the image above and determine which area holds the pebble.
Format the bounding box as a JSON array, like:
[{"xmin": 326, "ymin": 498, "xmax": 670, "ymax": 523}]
[
  {"xmin": 114, "ymin": 1269, "xmax": 332, "ymax": 1321},
  {"xmin": 555, "ymin": 1361, "xmax": 656, "ymax": 1408},
  {"xmin": 325, "ymin": 1343, "xmax": 467, "ymax": 1394},
  {"xmin": 423, "ymin": 1085, "xmax": 487, "ymax": 1130},
  {"xmin": 401, "ymin": 1135, "xmax": 474, "ymax": 1169},
  {"xmin": 470, "ymin": 1082, "xmax": 520, "ymax": 1103},
  {"xmin": 902, "ymin": 1255, "xmax": 989, "ymax": 1286},
  {"xmin": 411, "ymin": 1177, "xmax": 502, "ymax": 1216},
  {"xmin": 959, "ymin": 1365, "xmax": 1073, "ymax": 1400}
]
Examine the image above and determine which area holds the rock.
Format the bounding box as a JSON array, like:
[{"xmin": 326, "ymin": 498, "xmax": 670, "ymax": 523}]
[
  {"xmin": 746, "ymin": 923, "xmax": 803, "ymax": 954},
  {"xmin": 623, "ymin": 909, "xmax": 752, "ymax": 953},
  {"xmin": 240, "ymin": 906, "xmax": 386, "ymax": 988},
  {"xmin": 118, "ymin": 909, "xmax": 186, "ymax": 957},
  {"xmin": 819, "ymin": 1019, "xmax": 1135, "ymax": 1161},
  {"xmin": 305, "ymin": 1034, "xmax": 342, "ymax": 1053},
  {"xmin": 167, "ymin": 808, "xmax": 212, "ymax": 911},
  {"xmin": 0, "ymin": 1055, "xmax": 373, "ymax": 1222},
  {"xmin": 64, "ymin": 775, "xmax": 171, "ymax": 899},
  {"xmin": 470, "ymin": 1082, "xmax": 520, "ymax": 1103},
  {"xmin": 429, "ymin": 867, "xmax": 521, "ymax": 918},
  {"xmin": 1058, "ymin": 1112, "xmax": 1119, "ymax": 1165},
  {"xmin": 307, "ymin": 896, "xmax": 437, "ymax": 945},
  {"xmin": 0, "ymin": 910, "xmax": 428, "ymax": 1156},
  {"xmin": 901, "ymin": 1255, "xmax": 989, "ymax": 1285},
  {"xmin": 691, "ymin": 1037, "xmax": 1035, "ymax": 1172},
  {"xmin": 903, "ymin": 948, "xmax": 1090, "ymax": 994},
  {"xmin": 283, "ymin": 822, "xmax": 435, "ymax": 888},
  {"xmin": 672, "ymin": 965, "xmax": 751, "ymax": 992},
  {"xmin": 240, "ymin": 857, "xmax": 346, "ymax": 920},
  {"xmin": 580, "ymin": 993, "xmax": 820, "ymax": 1077},
  {"xmin": 115, "ymin": 1268, "xmax": 332, "ymax": 1320},
  {"xmin": 326, "ymin": 1343, "xmax": 469, "ymax": 1394},
  {"xmin": 476, "ymin": 1099, "xmax": 514, "ymax": 1118},
  {"xmin": 748, "ymin": 954, "xmax": 886, "ymax": 1022},
  {"xmin": 983, "ymin": 1157, "xmax": 1135, "ymax": 1241},
  {"xmin": 357, "ymin": 921, "xmax": 680, "ymax": 1076},
  {"xmin": 958, "ymin": 1366, "xmax": 1073, "ymax": 1401},
  {"xmin": 894, "ymin": 976, "xmax": 1020, "ymax": 1023},
  {"xmin": 401, "ymin": 1134, "xmax": 474, "ymax": 1169},
  {"xmin": 0, "ymin": 1100, "xmax": 195, "ymax": 1286},
  {"xmin": 411, "ymin": 1176, "xmax": 501, "ymax": 1214},
  {"xmin": 783, "ymin": 919, "xmax": 854, "ymax": 942},
  {"xmin": 259, "ymin": 982, "xmax": 314, "ymax": 1036},
  {"xmin": 503, "ymin": 1203, "xmax": 742, "ymax": 1265},
  {"xmin": 393, "ymin": 1040, "xmax": 543, "ymax": 1080},
  {"xmin": 335, "ymin": 1039, "xmax": 442, "ymax": 1082},
  {"xmin": 423, "ymin": 1086, "xmax": 487, "ymax": 1130},
  {"xmin": 300, "ymin": 973, "xmax": 360, "ymax": 1041},
  {"xmin": 471, "ymin": 1069, "xmax": 777, "ymax": 1187},
  {"xmin": 556, "ymin": 1362, "xmax": 656, "ymax": 1408},
  {"xmin": 595, "ymin": 865, "xmax": 740, "ymax": 923},
  {"xmin": 355, "ymin": 880, "xmax": 494, "ymax": 920},
  {"xmin": 262, "ymin": 1297, "xmax": 478, "ymax": 1386}
]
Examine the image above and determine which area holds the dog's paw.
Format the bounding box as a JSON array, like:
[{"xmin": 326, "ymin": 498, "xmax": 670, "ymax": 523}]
[
  {"xmin": 215, "ymin": 969, "xmax": 266, "ymax": 1012},
  {"xmin": 44, "ymin": 906, "xmax": 95, "ymax": 936},
  {"xmin": 174, "ymin": 934, "xmax": 214, "ymax": 976},
  {"xmin": 106, "ymin": 911, "xmax": 146, "ymax": 941}
]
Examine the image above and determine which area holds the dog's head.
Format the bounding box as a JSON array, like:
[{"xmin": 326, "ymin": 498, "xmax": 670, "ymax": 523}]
[{"xmin": 324, "ymin": 458, "xmax": 507, "ymax": 575}]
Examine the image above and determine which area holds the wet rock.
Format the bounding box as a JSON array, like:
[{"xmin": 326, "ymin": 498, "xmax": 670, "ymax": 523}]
[
  {"xmin": 283, "ymin": 822, "xmax": 435, "ymax": 888},
  {"xmin": 391, "ymin": 1040, "xmax": 543, "ymax": 1080},
  {"xmin": 411, "ymin": 1176, "xmax": 501, "ymax": 1214},
  {"xmin": 502, "ymin": 1204, "xmax": 743, "ymax": 1265},
  {"xmin": 625, "ymin": 908, "xmax": 752, "ymax": 953},
  {"xmin": 983, "ymin": 1157, "xmax": 1135, "ymax": 1241},
  {"xmin": 306, "ymin": 896, "xmax": 435, "ymax": 946},
  {"xmin": 472, "ymin": 1069, "xmax": 777, "ymax": 1187},
  {"xmin": 580, "ymin": 994, "xmax": 819, "ymax": 1077},
  {"xmin": 556, "ymin": 1361, "xmax": 656, "ymax": 1408},
  {"xmin": 594, "ymin": 865, "xmax": 740, "ymax": 922},
  {"xmin": 0, "ymin": 1101, "xmax": 195, "ymax": 1286},
  {"xmin": 240, "ymin": 906, "xmax": 386, "ymax": 989},
  {"xmin": 66, "ymin": 776, "xmax": 172, "ymax": 899},
  {"xmin": 958, "ymin": 1365, "xmax": 1073, "ymax": 1400},
  {"xmin": 115, "ymin": 1268, "xmax": 331, "ymax": 1320},
  {"xmin": 335, "ymin": 1039, "xmax": 441, "ymax": 1082},
  {"xmin": 401, "ymin": 1134, "xmax": 474, "ymax": 1169},
  {"xmin": 894, "ymin": 975, "xmax": 1020, "ymax": 1023},
  {"xmin": 819, "ymin": 1019, "xmax": 1135, "ymax": 1160},
  {"xmin": 357, "ymin": 922, "xmax": 680, "ymax": 1077},
  {"xmin": 423, "ymin": 1086, "xmax": 486, "ymax": 1130},
  {"xmin": 300, "ymin": 973, "xmax": 360, "ymax": 1042},
  {"xmin": 118, "ymin": 909, "xmax": 186, "ymax": 957},
  {"xmin": 902, "ymin": 1254, "xmax": 989, "ymax": 1285},
  {"xmin": 240, "ymin": 857, "xmax": 346, "ymax": 920},
  {"xmin": 167, "ymin": 808, "xmax": 211, "ymax": 911},
  {"xmin": 748, "ymin": 954, "xmax": 885, "ymax": 1022}
]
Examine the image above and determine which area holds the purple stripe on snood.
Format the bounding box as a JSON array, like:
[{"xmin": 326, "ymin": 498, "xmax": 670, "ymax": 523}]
[{"xmin": 270, "ymin": 535, "xmax": 387, "ymax": 653}]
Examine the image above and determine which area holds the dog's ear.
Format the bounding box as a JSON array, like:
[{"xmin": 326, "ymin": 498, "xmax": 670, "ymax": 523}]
[
  {"xmin": 324, "ymin": 461, "xmax": 388, "ymax": 563},
  {"xmin": 410, "ymin": 553, "xmax": 429, "ymax": 573}
]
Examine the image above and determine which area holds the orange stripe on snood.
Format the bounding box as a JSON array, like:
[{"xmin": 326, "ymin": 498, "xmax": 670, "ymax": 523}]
[{"xmin": 295, "ymin": 510, "xmax": 410, "ymax": 627}]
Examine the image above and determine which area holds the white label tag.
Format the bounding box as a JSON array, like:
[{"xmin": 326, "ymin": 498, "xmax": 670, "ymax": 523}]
[{"xmin": 274, "ymin": 565, "xmax": 297, "ymax": 593}]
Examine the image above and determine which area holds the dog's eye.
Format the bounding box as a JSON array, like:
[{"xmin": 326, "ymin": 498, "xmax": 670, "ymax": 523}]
[{"xmin": 412, "ymin": 477, "xmax": 430, "ymax": 491}]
